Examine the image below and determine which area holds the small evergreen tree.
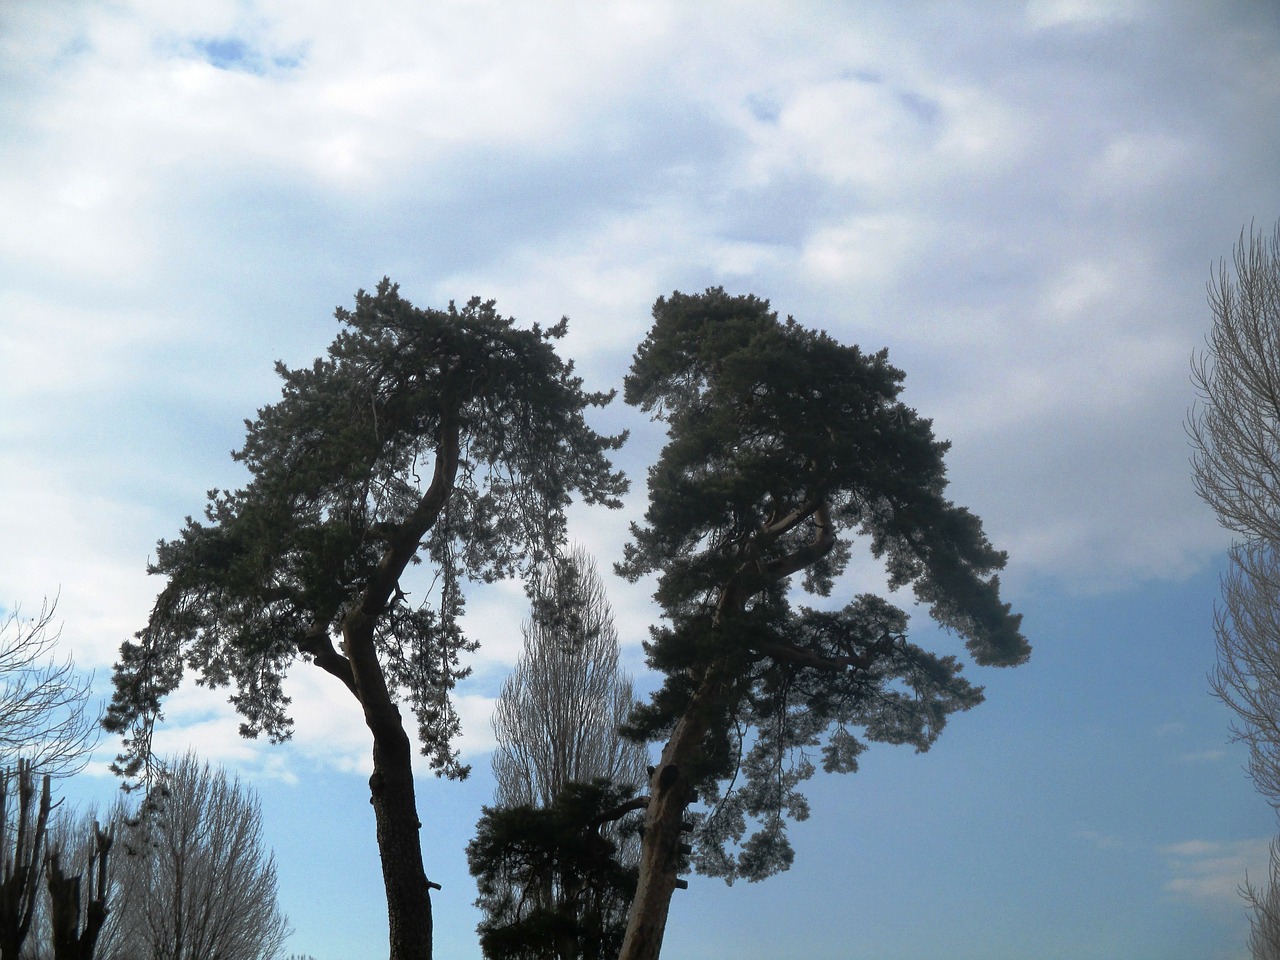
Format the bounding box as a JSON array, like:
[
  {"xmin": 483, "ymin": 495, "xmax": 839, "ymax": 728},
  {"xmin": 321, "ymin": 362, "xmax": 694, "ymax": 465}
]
[{"xmin": 469, "ymin": 781, "xmax": 642, "ymax": 960}]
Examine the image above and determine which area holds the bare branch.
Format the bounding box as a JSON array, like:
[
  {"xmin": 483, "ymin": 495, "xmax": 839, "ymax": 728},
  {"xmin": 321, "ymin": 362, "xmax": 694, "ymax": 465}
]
[
  {"xmin": 109, "ymin": 750, "xmax": 291, "ymax": 960},
  {"xmin": 0, "ymin": 599, "xmax": 101, "ymax": 780},
  {"xmin": 1189, "ymin": 221, "xmax": 1280, "ymax": 543}
]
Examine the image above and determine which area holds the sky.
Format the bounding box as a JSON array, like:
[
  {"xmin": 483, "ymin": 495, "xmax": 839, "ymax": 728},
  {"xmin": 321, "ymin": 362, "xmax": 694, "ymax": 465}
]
[{"xmin": 2, "ymin": 0, "xmax": 1279, "ymax": 957}]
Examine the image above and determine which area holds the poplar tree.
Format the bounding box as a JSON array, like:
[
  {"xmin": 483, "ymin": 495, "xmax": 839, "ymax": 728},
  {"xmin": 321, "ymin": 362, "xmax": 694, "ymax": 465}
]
[
  {"xmin": 469, "ymin": 547, "xmax": 648, "ymax": 960},
  {"xmin": 1188, "ymin": 219, "xmax": 1280, "ymax": 959}
]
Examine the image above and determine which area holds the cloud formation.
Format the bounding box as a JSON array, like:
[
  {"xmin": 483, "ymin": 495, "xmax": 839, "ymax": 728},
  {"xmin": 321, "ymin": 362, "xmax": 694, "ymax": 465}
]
[
  {"xmin": 1162, "ymin": 837, "xmax": 1272, "ymax": 914},
  {"xmin": 2, "ymin": 0, "xmax": 1278, "ymax": 792}
]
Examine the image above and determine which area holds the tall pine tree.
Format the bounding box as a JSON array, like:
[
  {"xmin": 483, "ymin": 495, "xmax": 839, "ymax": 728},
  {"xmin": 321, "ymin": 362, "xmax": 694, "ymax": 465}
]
[
  {"xmin": 614, "ymin": 289, "xmax": 1028, "ymax": 960},
  {"xmin": 105, "ymin": 281, "xmax": 626, "ymax": 960}
]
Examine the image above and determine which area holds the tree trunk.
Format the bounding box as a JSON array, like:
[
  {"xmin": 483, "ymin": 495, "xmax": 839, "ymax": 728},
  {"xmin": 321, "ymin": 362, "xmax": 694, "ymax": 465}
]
[
  {"xmin": 369, "ymin": 719, "xmax": 433, "ymax": 960},
  {"xmin": 335, "ymin": 412, "xmax": 459, "ymax": 960},
  {"xmin": 0, "ymin": 764, "xmax": 51, "ymax": 960},
  {"xmin": 616, "ymin": 665, "xmax": 733, "ymax": 960},
  {"xmin": 344, "ymin": 612, "xmax": 434, "ymax": 960}
]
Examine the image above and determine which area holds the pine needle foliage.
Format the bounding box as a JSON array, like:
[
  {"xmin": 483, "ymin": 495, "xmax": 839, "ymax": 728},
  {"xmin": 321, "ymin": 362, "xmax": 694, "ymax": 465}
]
[{"xmin": 619, "ymin": 287, "xmax": 1029, "ymax": 884}]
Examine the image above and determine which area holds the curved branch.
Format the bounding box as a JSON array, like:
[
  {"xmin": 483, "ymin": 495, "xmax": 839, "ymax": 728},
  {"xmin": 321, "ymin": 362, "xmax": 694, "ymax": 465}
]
[
  {"xmin": 362, "ymin": 404, "xmax": 463, "ymax": 619},
  {"xmin": 296, "ymin": 622, "xmax": 357, "ymax": 697},
  {"xmin": 761, "ymin": 501, "xmax": 835, "ymax": 582}
]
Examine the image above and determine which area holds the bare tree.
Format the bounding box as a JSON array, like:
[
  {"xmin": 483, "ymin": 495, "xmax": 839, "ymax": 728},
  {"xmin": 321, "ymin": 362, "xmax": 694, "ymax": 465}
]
[
  {"xmin": 1190, "ymin": 220, "xmax": 1280, "ymax": 545},
  {"xmin": 492, "ymin": 547, "xmax": 649, "ymax": 811},
  {"xmin": 18, "ymin": 799, "xmax": 129, "ymax": 960},
  {"xmin": 1245, "ymin": 838, "xmax": 1280, "ymax": 960},
  {"xmin": 1210, "ymin": 543, "xmax": 1280, "ymax": 803},
  {"xmin": 44, "ymin": 819, "xmax": 113, "ymax": 960},
  {"xmin": 1189, "ymin": 219, "xmax": 1280, "ymax": 958},
  {"xmin": 109, "ymin": 751, "xmax": 290, "ymax": 960},
  {"xmin": 0, "ymin": 600, "xmax": 99, "ymax": 779}
]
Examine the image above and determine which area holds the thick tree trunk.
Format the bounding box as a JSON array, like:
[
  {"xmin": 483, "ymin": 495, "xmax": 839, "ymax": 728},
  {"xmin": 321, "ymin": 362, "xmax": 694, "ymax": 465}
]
[
  {"xmin": 614, "ymin": 756, "xmax": 687, "ymax": 960},
  {"xmin": 337, "ymin": 412, "xmax": 460, "ymax": 960},
  {"xmin": 344, "ymin": 612, "xmax": 434, "ymax": 960},
  {"xmin": 616, "ymin": 666, "xmax": 732, "ymax": 960},
  {"xmin": 369, "ymin": 717, "xmax": 433, "ymax": 960}
]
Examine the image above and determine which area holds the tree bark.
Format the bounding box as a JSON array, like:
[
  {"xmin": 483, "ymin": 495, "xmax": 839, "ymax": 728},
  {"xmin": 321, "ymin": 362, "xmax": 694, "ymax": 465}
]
[
  {"xmin": 369, "ymin": 719, "xmax": 434, "ymax": 960},
  {"xmin": 0, "ymin": 764, "xmax": 51, "ymax": 960},
  {"xmin": 616, "ymin": 666, "xmax": 733, "ymax": 960},
  {"xmin": 336, "ymin": 410, "xmax": 461, "ymax": 960},
  {"xmin": 344, "ymin": 609, "xmax": 434, "ymax": 960},
  {"xmin": 47, "ymin": 824, "xmax": 112, "ymax": 960}
]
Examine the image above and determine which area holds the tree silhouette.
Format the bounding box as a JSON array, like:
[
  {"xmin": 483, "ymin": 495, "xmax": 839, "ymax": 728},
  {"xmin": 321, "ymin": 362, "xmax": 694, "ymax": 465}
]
[
  {"xmin": 613, "ymin": 289, "xmax": 1028, "ymax": 960},
  {"xmin": 105, "ymin": 281, "xmax": 626, "ymax": 960}
]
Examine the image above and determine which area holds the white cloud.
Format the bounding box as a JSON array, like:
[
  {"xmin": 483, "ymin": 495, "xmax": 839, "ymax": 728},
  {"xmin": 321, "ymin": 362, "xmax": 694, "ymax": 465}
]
[
  {"xmin": 1090, "ymin": 132, "xmax": 1204, "ymax": 199},
  {"xmin": 454, "ymin": 692, "xmax": 499, "ymax": 759},
  {"xmin": 1026, "ymin": 0, "xmax": 1148, "ymax": 31},
  {"xmin": 1077, "ymin": 828, "xmax": 1125, "ymax": 850},
  {"xmin": 800, "ymin": 214, "xmax": 933, "ymax": 291},
  {"xmin": 1, "ymin": 0, "xmax": 1276, "ymax": 790},
  {"xmin": 1161, "ymin": 837, "xmax": 1272, "ymax": 913}
]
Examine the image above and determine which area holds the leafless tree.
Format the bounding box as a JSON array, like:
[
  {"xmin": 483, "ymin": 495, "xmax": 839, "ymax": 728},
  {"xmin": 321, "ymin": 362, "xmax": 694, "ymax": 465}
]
[
  {"xmin": 108, "ymin": 751, "xmax": 290, "ymax": 960},
  {"xmin": 44, "ymin": 819, "xmax": 114, "ymax": 960},
  {"xmin": 1245, "ymin": 838, "xmax": 1280, "ymax": 960},
  {"xmin": 0, "ymin": 600, "xmax": 99, "ymax": 779},
  {"xmin": 1, "ymin": 761, "xmax": 53, "ymax": 960},
  {"xmin": 1190, "ymin": 220, "xmax": 1280, "ymax": 545},
  {"xmin": 17, "ymin": 799, "xmax": 128, "ymax": 960},
  {"xmin": 476, "ymin": 546, "xmax": 650, "ymax": 959},
  {"xmin": 492, "ymin": 547, "xmax": 649, "ymax": 812},
  {"xmin": 1210, "ymin": 543, "xmax": 1280, "ymax": 803},
  {"xmin": 1189, "ymin": 219, "xmax": 1280, "ymax": 958}
]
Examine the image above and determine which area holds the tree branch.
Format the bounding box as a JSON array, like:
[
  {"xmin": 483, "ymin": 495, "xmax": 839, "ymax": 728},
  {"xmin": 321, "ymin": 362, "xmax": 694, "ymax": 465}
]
[
  {"xmin": 755, "ymin": 642, "xmax": 872, "ymax": 673},
  {"xmin": 362, "ymin": 405, "xmax": 463, "ymax": 619},
  {"xmin": 589, "ymin": 795, "xmax": 650, "ymax": 828},
  {"xmin": 296, "ymin": 622, "xmax": 358, "ymax": 698},
  {"xmin": 759, "ymin": 494, "xmax": 820, "ymax": 542},
  {"xmin": 761, "ymin": 501, "xmax": 835, "ymax": 582}
]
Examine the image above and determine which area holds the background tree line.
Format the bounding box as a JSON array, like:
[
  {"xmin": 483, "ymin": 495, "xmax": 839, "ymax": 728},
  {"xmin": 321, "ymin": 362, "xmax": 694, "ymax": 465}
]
[
  {"xmin": 0, "ymin": 600, "xmax": 290, "ymax": 960},
  {"xmin": 1190, "ymin": 218, "xmax": 1280, "ymax": 960}
]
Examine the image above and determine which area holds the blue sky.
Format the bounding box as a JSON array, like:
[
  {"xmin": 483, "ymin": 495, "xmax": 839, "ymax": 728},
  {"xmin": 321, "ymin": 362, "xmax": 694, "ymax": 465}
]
[{"xmin": 2, "ymin": 1, "xmax": 1278, "ymax": 957}]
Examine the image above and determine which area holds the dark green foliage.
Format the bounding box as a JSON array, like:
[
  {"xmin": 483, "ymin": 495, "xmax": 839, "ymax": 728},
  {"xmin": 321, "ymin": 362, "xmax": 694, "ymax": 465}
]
[
  {"xmin": 619, "ymin": 288, "xmax": 1028, "ymax": 882},
  {"xmin": 468, "ymin": 780, "xmax": 642, "ymax": 960},
  {"xmin": 104, "ymin": 280, "xmax": 627, "ymax": 781}
]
